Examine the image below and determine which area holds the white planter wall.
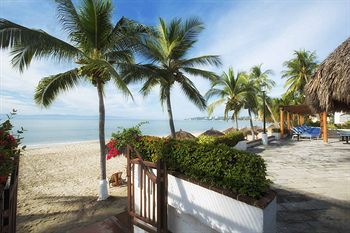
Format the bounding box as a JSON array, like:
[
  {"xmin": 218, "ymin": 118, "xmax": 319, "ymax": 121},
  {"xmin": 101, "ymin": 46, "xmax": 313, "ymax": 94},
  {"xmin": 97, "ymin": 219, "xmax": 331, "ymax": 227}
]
[{"xmin": 133, "ymin": 165, "xmax": 276, "ymax": 233}]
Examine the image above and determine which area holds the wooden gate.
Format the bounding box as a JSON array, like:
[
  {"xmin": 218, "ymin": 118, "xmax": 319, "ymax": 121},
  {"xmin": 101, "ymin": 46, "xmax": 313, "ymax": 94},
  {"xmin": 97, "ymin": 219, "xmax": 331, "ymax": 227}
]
[
  {"xmin": 126, "ymin": 146, "xmax": 167, "ymax": 233},
  {"xmin": 0, "ymin": 158, "xmax": 19, "ymax": 233}
]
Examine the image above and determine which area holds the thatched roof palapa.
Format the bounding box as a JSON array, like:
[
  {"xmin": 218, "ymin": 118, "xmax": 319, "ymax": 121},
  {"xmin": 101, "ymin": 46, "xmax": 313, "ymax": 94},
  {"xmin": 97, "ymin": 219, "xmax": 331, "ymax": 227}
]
[
  {"xmin": 305, "ymin": 37, "xmax": 350, "ymax": 112},
  {"xmin": 281, "ymin": 104, "xmax": 315, "ymax": 115},
  {"xmin": 222, "ymin": 127, "xmax": 238, "ymax": 134},
  {"xmin": 167, "ymin": 129, "xmax": 196, "ymax": 140},
  {"xmin": 200, "ymin": 128, "xmax": 224, "ymax": 137}
]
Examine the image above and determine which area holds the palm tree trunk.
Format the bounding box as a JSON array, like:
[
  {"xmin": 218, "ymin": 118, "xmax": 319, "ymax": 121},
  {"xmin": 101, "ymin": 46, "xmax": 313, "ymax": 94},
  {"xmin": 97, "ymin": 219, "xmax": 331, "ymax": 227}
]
[
  {"xmin": 166, "ymin": 94, "xmax": 176, "ymax": 138},
  {"xmin": 248, "ymin": 108, "xmax": 255, "ymax": 140},
  {"xmin": 266, "ymin": 102, "xmax": 277, "ymax": 124},
  {"xmin": 235, "ymin": 113, "xmax": 239, "ymax": 129},
  {"xmin": 97, "ymin": 81, "xmax": 108, "ymax": 201}
]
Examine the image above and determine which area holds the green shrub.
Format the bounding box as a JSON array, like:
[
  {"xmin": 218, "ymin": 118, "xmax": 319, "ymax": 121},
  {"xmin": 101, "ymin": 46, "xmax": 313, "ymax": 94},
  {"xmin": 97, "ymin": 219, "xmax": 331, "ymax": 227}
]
[
  {"xmin": 110, "ymin": 122, "xmax": 147, "ymax": 151},
  {"xmin": 198, "ymin": 131, "xmax": 244, "ymax": 147},
  {"xmin": 133, "ymin": 136, "xmax": 269, "ymax": 199},
  {"xmin": 0, "ymin": 110, "xmax": 25, "ymax": 179},
  {"xmin": 334, "ymin": 120, "xmax": 350, "ymax": 129},
  {"xmin": 216, "ymin": 131, "xmax": 245, "ymax": 147},
  {"xmin": 198, "ymin": 135, "xmax": 216, "ymax": 144}
]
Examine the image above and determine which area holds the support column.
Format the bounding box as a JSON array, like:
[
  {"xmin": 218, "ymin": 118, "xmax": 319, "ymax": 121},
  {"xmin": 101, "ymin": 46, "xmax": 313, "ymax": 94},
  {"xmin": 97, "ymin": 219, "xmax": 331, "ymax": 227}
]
[
  {"xmin": 319, "ymin": 113, "xmax": 323, "ymax": 139},
  {"xmin": 297, "ymin": 114, "xmax": 300, "ymax": 126},
  {"xmin": 323, "ymin": 111, "xmax": 328, "ymax": 143},
  {"xmin": 280, "ymin": 109, "xmax": 284, "ymax": 136},
  {"xmin": 287, "ymin": 112, "xmax": 291, "ymax": 133},
  {"xmin": 300, "ymin": 115, "xmax": 305, "ymax": 125}
]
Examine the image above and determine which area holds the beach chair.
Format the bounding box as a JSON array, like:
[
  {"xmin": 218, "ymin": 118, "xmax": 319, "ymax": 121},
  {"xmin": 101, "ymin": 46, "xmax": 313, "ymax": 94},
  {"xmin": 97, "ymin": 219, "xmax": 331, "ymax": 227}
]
[
  {"xmin": 291, "ymin": 127, "xmax": 303, "ymax": 140},
  {"xmin": 337, "ymin": 130, "xmax": 350, "ymax": 143},
  {"xmin": 109, "ymin": 172, "xmax": 123, "ymax": 187},
  {"xmin": 300, "ymin": 127, "xmax": 321, "ymax": 140}
]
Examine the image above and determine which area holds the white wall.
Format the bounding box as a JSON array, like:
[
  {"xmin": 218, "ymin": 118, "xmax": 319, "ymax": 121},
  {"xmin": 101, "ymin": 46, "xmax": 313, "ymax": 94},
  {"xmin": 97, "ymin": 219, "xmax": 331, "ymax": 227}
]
[
  {"xmin": 334, "ymin": 112, "xmax": 350, "ymax": 124},
  {"xmin": 133, "ymin": 165, "xmax": 276, "ymax": 233}
]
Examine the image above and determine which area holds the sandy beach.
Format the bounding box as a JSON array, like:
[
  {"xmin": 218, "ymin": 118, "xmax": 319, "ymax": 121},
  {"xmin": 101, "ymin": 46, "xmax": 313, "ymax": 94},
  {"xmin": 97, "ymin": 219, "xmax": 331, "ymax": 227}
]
[{"xmin": 17, "ymin": 142, "xmax": 128, "ymax": 233}]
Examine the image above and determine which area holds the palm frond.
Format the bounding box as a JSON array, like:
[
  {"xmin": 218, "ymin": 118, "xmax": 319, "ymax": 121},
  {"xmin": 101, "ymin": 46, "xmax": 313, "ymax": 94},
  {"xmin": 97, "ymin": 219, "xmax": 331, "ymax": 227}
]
[
  {"xmin": 207, "ymin": 98, "xmax": 225, "ymax": 116},
  {"xmin": 179, "ymin": 76, "xmax": 206, "ymax": 110},
  {"xmin": 83, "ymin": 58, "xmax": 133, "ymax": 98},
  {"xmin": 140, "ymin": 77, "xmax": 160, "ymax": 96},
  {"xmin": 78, "ymin": 0, "xmax": 113, "ymax": 50},
  {"xmin": 34, "ymin": 68, "xmax": 81, "ymax": 107},
  {"xmin": 105, "ymin": 50, "xmax": 134, "ymax": 64},
  {"xmin": 180, "ymin": 55, "xmax": 222, "ymax": 67},
  {"xmin": 0, "ymin": 19, "xmax": 83, "ymax": 71},
  {"xmin": 182, "ymin": 67, "xmax": 218, "ymax": 81},
  {"xmin": 55, "ymin": 0, "xmax": 85, "ymax": 45}
]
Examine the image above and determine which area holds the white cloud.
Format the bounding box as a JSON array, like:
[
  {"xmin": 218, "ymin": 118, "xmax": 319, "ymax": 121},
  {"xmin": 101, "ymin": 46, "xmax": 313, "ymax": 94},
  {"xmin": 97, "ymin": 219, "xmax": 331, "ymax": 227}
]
[
  {"xmin": 195, "ymin": 0, "xmax": 349, "ymax": 116},
  {"xmin": 1, "ymin": 0, "xmax": 349, "ymax": 119}
]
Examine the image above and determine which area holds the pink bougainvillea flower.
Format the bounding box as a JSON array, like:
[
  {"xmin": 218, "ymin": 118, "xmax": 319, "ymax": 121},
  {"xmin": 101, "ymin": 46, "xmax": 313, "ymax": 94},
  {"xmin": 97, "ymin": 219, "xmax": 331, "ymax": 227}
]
[{"xmin": 7, "ymin": 134, "xmax": 16, "ymax": 143}]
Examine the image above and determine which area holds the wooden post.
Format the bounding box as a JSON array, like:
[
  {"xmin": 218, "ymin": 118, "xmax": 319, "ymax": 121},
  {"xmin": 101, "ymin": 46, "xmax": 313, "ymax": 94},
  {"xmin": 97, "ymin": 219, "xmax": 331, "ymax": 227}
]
[
  {"xmin": 287, "ymin": 112, "xmax": 291, "ymax": 133},
  {"xmin": 319, "ymin": 113, "xmax": 323, "ymax": 138},
  {"xmin": 300, "ymin": 115, "xmax": 305, "ymax": 125},
  {"xmin": 297, "ymin": 114, "xmax": 300, "ymax": 126},
  {"xmin": 323, "ymin": 112, "xmax": 328, "ymax": 143},
  {"xmin": 280, "ymin": 109, "xmax": 284, "ymax": 136}
]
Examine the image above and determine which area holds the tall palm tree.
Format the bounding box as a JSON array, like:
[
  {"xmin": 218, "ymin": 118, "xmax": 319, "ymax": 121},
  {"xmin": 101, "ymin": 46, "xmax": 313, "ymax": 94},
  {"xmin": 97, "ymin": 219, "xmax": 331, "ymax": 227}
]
[
  {"xmin": 249, "ymin": 64, "xmax": 277, "ymax": 123},
  {"xmin": 0, "ymin": 0, "xmax": 147, "ymax": 200},
  {"xmin": 242, "ymin": 75, "xmax": 260, "ymax": 139},
  {"xmin": 124, "ymin": 18, "xmax": 221, "ymax": 138},
  {"xmin": 282, "ymin": 50, "xmax": 318, "ymax": 103},
  {"xmin": 205, "ymin": 68, "xmax": 248, "ymax": 129}
]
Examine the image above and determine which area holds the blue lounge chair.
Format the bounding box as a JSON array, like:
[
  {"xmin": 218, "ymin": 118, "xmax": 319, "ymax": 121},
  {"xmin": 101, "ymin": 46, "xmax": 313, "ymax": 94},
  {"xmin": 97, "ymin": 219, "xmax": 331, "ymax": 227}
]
[{"xmin": 300, "ymin": 127, "xmax": 321, "ymax": 140}]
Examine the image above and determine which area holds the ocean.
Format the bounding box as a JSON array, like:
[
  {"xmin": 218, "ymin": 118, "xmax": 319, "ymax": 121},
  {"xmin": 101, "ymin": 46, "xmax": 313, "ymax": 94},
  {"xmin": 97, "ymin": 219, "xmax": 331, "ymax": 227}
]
[{"xmin": 6, "ymin": 115, "xmax": 262, "ymax": 146}]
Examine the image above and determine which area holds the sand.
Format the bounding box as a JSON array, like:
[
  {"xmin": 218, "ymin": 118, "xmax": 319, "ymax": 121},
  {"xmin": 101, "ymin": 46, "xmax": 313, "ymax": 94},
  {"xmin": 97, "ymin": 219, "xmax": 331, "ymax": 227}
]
[{"xmin": 17, "ymin": 141, "xmax": 128, "ymax": 233}]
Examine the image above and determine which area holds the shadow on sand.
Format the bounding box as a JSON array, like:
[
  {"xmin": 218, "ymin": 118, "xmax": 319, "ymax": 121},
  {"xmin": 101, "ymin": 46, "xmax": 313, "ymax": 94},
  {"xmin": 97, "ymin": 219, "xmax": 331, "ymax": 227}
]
[{"xmin": 17, "ymin": 195, "xmax": 127, "ymax": 233}]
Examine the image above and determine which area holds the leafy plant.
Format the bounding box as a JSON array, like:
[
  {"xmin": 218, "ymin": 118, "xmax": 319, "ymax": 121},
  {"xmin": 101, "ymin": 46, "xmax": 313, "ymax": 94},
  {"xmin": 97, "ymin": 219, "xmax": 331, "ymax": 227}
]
[
  {"xmin": 0, "ymin": 110, "xmax": 25, "ymax": 180},
  {"xmin": 198, "ymin": 135, "xmax": 217, "ymax": 144},
  {"xmin": 134, "ymin": 135, "xmax": 269, "ymax": 199},
  {"xmin": 123, "ymin": 17, "xmax": 221, "ymax": 138},
  {"xmin": 109, "ymin": 121, "xmax": 148, "ymax": 152}
]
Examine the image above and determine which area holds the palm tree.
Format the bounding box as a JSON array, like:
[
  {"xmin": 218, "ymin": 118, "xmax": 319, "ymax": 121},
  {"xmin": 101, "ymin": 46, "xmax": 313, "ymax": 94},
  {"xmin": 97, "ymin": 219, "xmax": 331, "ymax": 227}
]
[
  {"xmin": 0, "ymin": 0, "xmax": 147, "ymax": 200},
  {"xmin": 249, "ymin": 64, "xmax": 277, "ymax": 123},
  {"xmin": 282, "ymin": 50, "xmax": 318, "ymax": 103},
  {"xmin": 242, "ymin": 76, "xmax": 260, "ymax": 139},
  {"xmin": 124, "ymin": 18, "xmax": 221, "ymax": 138},
  {"xmin": 205, "ymin": 68, "xmax": 248, "ymax": 129}
]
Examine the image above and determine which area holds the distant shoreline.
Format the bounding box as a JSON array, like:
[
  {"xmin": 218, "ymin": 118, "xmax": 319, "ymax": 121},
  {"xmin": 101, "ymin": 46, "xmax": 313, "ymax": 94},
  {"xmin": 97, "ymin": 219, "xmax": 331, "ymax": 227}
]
[{"xmin": 25, "ymin": 130, "xmax": 204, "ymax": 149}]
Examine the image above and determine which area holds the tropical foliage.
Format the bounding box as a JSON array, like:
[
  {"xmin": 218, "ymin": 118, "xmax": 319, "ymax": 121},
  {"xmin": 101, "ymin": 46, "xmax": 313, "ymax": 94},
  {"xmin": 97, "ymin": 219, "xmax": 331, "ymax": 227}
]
[
  {"xmin": 205, "ymin": 68, "xmax": 248, "ymax": 129},
  {"xmin": 0, "ymin": 110, "xmax": 25, "ymax": 182},
  {"xmin": 124, "ymin": 17, "xmax": 221, "ymax": 138},
  {"xmin": 0, "ymin": 0, "xmax": 148, "ymax": 200},
  {"xmin": 282, "ymin": 49, "xmax": 318, "ymax": 103}
]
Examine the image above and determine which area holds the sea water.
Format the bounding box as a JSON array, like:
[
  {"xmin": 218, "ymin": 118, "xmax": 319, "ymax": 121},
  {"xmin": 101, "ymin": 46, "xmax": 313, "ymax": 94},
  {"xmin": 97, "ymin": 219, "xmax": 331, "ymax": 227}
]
[{"xmin": 6, "ymin": 115, "xmax": 262, "ymax": 146}]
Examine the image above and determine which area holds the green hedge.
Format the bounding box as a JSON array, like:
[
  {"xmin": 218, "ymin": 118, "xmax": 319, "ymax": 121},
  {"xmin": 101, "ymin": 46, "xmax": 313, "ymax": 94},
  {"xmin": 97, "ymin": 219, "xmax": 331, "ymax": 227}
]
[
  {"xmin": 134, "ymin": 136, "xmax": 269, "ymax": 199},
  {"xmin": 198, "ymin": 131, "xmax": 245, "ymax": 147}
]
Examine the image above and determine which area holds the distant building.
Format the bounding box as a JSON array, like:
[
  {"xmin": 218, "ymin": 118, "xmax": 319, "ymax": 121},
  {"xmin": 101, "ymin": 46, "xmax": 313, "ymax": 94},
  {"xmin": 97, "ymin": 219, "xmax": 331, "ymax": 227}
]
[{"xmin": 334, "ymin": 112, "xmax": 350, "ymax": 124}]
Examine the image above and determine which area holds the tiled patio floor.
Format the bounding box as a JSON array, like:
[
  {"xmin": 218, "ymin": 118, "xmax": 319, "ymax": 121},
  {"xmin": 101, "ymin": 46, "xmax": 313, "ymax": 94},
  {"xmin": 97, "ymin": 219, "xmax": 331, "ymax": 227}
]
[{"xmin": 249, "ymin": 139, "xmax": 350, "ymax": 233}]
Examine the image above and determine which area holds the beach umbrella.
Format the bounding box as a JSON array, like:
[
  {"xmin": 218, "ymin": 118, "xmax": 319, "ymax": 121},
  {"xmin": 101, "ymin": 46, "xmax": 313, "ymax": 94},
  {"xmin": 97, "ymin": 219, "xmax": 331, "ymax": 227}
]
[
  {"xmin": 200, "ymin": 128, "xmax": 224, "ymax": 137},
  {"xmin": 222, "ymin": 127, "xmax": 238, "ymax": 134},
  {"xmin": 305, "ymin": 37, "xmax": 350, "ymax": 112},
  {"xmin": 167, "ymin": 129, "xmax": 196, "ymax": 140}
]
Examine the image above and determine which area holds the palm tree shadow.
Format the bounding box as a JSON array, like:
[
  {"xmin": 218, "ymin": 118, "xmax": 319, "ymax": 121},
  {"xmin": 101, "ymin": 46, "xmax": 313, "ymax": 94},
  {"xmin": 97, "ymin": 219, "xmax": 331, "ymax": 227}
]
[{"xmin": 17, "ymin": 195, "xmax": 128, "ymax": 233}]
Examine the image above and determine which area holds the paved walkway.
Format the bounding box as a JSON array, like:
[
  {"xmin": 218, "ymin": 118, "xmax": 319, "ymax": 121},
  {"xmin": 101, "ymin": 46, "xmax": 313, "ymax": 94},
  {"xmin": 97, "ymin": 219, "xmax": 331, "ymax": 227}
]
[{"xmin": 249, "ymin": 139, "xmax": 350, "ymax": 233}]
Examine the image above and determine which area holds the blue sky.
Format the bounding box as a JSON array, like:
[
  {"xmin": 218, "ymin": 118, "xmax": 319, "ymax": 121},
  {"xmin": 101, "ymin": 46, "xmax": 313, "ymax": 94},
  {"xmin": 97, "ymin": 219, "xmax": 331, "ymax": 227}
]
[{"xmin": 0, "ymin": 0, "xmax": 349, "ymax": 119}]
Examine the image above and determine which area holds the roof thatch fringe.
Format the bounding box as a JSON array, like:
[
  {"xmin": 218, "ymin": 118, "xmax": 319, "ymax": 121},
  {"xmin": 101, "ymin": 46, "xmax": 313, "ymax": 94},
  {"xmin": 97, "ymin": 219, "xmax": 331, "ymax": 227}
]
[
  {"xmin": 200, "ymin": 128, "xmax": 224, "ymax": 137},
  {"xmin": 305, "ymin": 37, "xmax": 350, "ymax": 112},
  {"xmin": 167, "ymin": 129, "xmax": 196, "ymax": 140}
]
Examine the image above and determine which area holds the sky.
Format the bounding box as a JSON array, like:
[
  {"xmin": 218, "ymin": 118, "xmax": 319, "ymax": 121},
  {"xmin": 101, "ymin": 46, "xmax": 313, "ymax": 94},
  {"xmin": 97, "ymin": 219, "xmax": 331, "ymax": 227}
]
[{"xmin": 0, "ymin": 0, "xmax": 349, "ymax": 120}]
